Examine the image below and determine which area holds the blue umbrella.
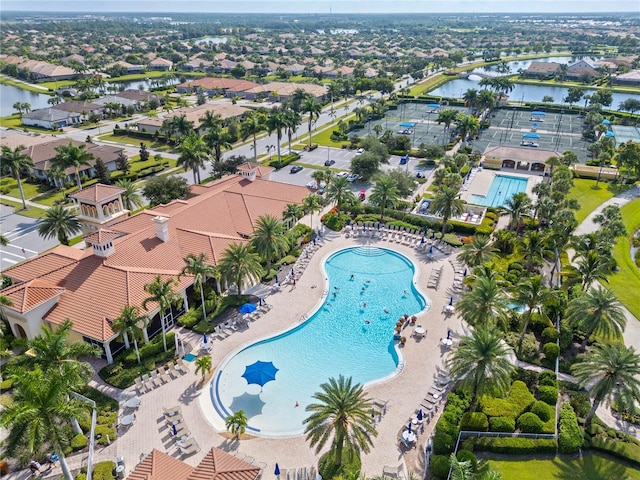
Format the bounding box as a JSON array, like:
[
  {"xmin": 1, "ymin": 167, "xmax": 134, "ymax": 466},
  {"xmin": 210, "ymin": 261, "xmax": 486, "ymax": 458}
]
[
  {"xmin": 423, "ymin": 226, "xmax": 428, "ymax": 234},
  {"xmin": 377, "ymin": 223, "xmax": 381, "ymax": 230},
  {"xmin": 532, "ymin": 122, "xmax": 538, "ymax": 127},
  {"xmin": 203, "ymin": 333, "xmax": 208, "ymax": 344},
  {"xmin": 449, "ymin": 297, "xmax": 453, "ymax": 306},
  {"xmin": 313, "ymin": 237, "xmax": 317, "ymax": 245},
  {"xmin": 431, "ymin": 231, "xmax": 435, "ymax": 239},
  {"xmin": 421, "ymin": 236, "xmax": 425, "ymax": 244},
  {"xmin": 417, "ymin": 409, "xmax": 423, "ymax": 421},
  {"xmin": 242, "ymin": 360, "xmax": 279, "ymax": 388},
  {"xmin": 408, "ymin": 422, "xmax": 412, "ymax": 433},
  {"xmin": 239, "ymin": 303, "xmax": 257, "ymax": 314},
  {"xmin": 605, "ymin": 131, "xmax": 615, "ymax": 137},
  {"xmin": 275, "ymin": 275, "xmax": 279, "ymax": 285},
  {"xmin": 602, "ymin": 119, "xmax": 611, "ymax": 125},
  {"xmin": 429, "ymin": 246, "xmax": 433, "ymax": 254},
  {"xmin": 291, "ymin": 268, "xmax": 295, "ymax": 277},
  {"xmin": 275, "ymin": 464, "xmax": 281, "ymax": 477},
  {"xmin": 172, "ymin": 424, "xmax": 177, "ymax": 435}
]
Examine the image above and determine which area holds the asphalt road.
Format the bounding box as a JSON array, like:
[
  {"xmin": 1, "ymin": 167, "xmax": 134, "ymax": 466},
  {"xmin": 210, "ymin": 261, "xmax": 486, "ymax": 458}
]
[{"xmin": 0, "ymin": 205, "xmax": 59, "ymax": 271}]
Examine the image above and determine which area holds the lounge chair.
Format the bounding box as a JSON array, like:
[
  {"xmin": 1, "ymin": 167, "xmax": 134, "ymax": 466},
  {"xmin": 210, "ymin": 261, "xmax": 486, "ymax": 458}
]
[
  {"xmin": 179, "ymin": 440, "xmax": 200, "ymax": 456},
  {"xmin": 286, "ymin": 468, "xmax": 297, "ymax": 480},
  {"xmin": 373, "ymin": 398, "xmax": 388, "ymax": 415},
  {"xmin": 149, "ymin": 369, "xmax": 162, "ymax": 387},
  {"xmin": 297, "ymin": 467, "xmax": 307, "ymax": 480},
  {"xmin": 163, "ymin": 405, "xmax": 182, "ymax": 417},
  {"xmin": 134, "ymin": 377, "xmax": 148, "ymax": 394},
  {"xmin": 382, "ymin": 464, "xmax": 406, "ymax": 480},
  {"xmin": 174, "ymin": 427, "xmax": 191, "ymax": 438},
  {"xmin": 176, "ymin": 358, "xmax": 189, "ymax": 373},
  {"xmin": 176, "ymin": 436, "xmax": 197, "ymax": 448},
  {"xmin": 308, "ymin": 466, "xmax": 317, "ymax": 480},
  {"xmin": 141, "ymin": 373, "xmax": 153, "ymax": 388},
  {"xmin": 244, "ymin": 456, "xmax": 255, "ymax": 466}
]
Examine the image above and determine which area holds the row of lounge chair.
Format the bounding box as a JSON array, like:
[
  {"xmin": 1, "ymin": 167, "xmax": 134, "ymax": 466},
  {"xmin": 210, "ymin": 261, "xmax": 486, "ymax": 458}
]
[
  {"xmin": 229, "ymin": 450, "xmax": 267, "ymax": 473},
  {"xmin": 164, "ymin": 405, "xmax": 201, "ymax": 456},
  {"xmin": 134, "ymin": 359, "xmax": 189, "ymax": 393},
  {"xmin": 427, "ymin": 265, "xmax": 444, "ymax": 289},
  {"xmin": 450, "ymin": 259, "xmax": 466, "ymax": 292},
  {"xmin": 213, "ymin": 304, "xmax": 272, "ymax": 340},
  {"xmin": 370, "ymin": 398, "xmax": 389, "ymax": 426},
  {"xmin": 277, "ymin": 465, "xmax": 317, "ymax": 480}
]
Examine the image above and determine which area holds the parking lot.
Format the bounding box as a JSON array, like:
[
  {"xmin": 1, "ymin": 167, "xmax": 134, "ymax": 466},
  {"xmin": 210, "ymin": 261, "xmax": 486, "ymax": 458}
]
[{"xmin": 0, "ymin": 205, "xmax": 58, "ymax": 271}]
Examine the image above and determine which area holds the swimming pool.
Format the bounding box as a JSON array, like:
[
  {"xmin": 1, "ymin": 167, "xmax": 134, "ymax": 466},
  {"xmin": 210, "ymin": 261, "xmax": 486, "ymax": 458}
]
[
  {"xmin": 208, "ymin": 246, "xmax": 428, "ymax": 436},
  {"xmin": 468, "ymin": 174, "xmax": 528, "ymax": 208}
]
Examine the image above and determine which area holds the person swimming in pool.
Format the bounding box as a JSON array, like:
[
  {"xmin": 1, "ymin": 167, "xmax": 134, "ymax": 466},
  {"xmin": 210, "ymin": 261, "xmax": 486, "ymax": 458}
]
[
  {"xmin": 383, "ymin": 308, "xmax": 390, "ymax": 314},
  {"xmin": 350, "ymin": 274, "xmax": 355, "ymax": 280},
  {"xmin": 364, "ymin": 320, "xmax": 370, "ymax": 324}
]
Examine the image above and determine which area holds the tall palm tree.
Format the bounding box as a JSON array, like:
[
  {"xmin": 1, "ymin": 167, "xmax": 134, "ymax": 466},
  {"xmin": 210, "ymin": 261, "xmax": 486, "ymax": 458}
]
[
  {"xmin": 455, "ymin": 114, "xmax": 480, "ymax": 143},
  {"xmin": 566, "ymin": 286, "xmax": 626, "ymax": 345},
  {"xmin": 225, "ymin": 410, "xmax": 248, "ymax": 439},
  {"xmin": 180, "ymin": 253, "xmax": 217, "ymax": 323},
  {"xmin": 477, "ymin": 90, "xmax": 497, "ymax": 111},
  {"xmin": 177, "ymin": 133, "xmax": 209, "ymax": 184},
  {"xmin": 53, "ymin": 141, "xmax": 94, "ymax": 191},
  {"xmin": 267, "ymin": 106, "xmax": 287, "ymax": 163},
  {"xmin": 111, "ymin": 306, "xmax": 148, "ymax": 365},
  {"xmin": 202, "ymin": 113, "xmax": 232, "ymax": 165},
  {"xmin": 282, "ymin": 203, "xmax": 303, "ymax": 226},
  {"xmin": 502, "ymin": 192, "xmax": 532, "ymax": 231},
  {"xmin": 302, "ymin": 193, "xmax": 322, "ymax": 230},
  {"xmin": 304, "ymin": 375, "xmax": 377, "ymax": 468},
  {"xmin": 115, "ymin": 178, "xmax": 144, "ymax": 211},
  {"xmin": 325, "ymin": 176, "xmax": 356, "ymax": 213},
  {"xmin": 1, "ymin": 144, "xmax": 33, "ymax": 209},
  {"xmin": 462, "ymin": 89, "xmax": 478, "ymax": 112},
  {"xmin": 518, "ymin": 230, "xmax": 551, "ymax": 273},
  {"xmin": 302, "ymin": 97, "xmax": 322, "ymax": 148},
  {"xmin": 457, "ymin": 235, "xmax": 498, "ymax": 267},
  {"xmin": 446, "ymin": 326, "xmax": 515, "ymax": 410},
  {"xmin": 0, "ymin": 369, "xmax": 87, "ymax": 480},
  {"xmin": 170, "ymin": 114, "xmax": 194, "ymax": 144},
  {"xmin": 195, "ymin": 355, "xmax": 212, "ymax": 381},
  {"xmin": 368, "ymin": 175, "xmax": 399, "ymax": 222},
  {"xmin": 430, "ymin": 185, "xmax": 464, "ymax": 236},
  {"xmin": 456, "ymin": 275, "xmax": 508, "ymax": 329},
  {"xmin": 283, "ymin": 109, "xmax": 302, "ymax": 155},
  {"xmin": 142, "ymin": 275, "xmax": 182, "ymax": 352},
  {"xmin": 570, "ymin": 249, "xmax": 612, "ymax": 292},
  {"xmin": 512, "ymin": 275, "xmax": 554, "ymax": 355},
  {"xmin": 241, "ymin": 113, "xmax": 267, "ymax": 163},
  {"xmin": 37, "ymin": 205, "xmax": 81, "ymax": 246},
  {"xmin": 218, "ymin": 243, "xmax": 264, "ymax": 297},
  {"xmin": 250, "ymin": 215, "xmax": 289, "ymax": 275},
  {"xmin": 436, "ymin": 109, "xmax": 459, "ymax": 134},
  {"xmin": 571, "ymin": 343, "xmax": 640, "ymax": 428}
]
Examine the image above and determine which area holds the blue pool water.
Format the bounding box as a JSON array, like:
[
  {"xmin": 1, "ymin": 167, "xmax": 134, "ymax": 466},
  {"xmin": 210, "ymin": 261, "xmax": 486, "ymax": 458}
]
[
  {"xmin": 210, "ymin": 246, "xmax": 428, "ymax": 436},
  {"xmin": 468, "ymin": 175, "xmax": 529, "ymax": 208}
]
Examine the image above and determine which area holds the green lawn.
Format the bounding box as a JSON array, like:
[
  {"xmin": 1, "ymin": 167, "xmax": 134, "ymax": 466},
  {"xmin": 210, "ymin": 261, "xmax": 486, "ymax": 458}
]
[
  {"xmin": 607, "ymin": 197, "xmax": 640, "ymax": 321},
  {"xmin": 0, "ymin": 177, "xmax": 53, "ymax": 200},
  {"xmin": 567, "ymin": 179, "xmax": 625, "ymax": 224},
  {"xmin": 0, "ymin": 199, "xmax": 48, "ymax": 219},
  {"xmin": 0, "ymin": 114, "xmax": 62, "ymax": 135},
  {"xmin": 488, "ymin": 453, "xmax": 640, "ymax": 480}
]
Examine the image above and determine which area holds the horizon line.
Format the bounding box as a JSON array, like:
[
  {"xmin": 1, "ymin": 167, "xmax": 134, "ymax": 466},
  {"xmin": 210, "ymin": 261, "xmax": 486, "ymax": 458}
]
[{"xmin": 2, "ymin": 9, "xmax": 638, "ymax": 14}]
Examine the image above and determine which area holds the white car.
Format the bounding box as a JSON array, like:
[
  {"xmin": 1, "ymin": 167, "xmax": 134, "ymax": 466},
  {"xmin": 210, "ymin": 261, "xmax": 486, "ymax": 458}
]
[
  {"xmin": 306, "ymin": 181, "xmax": 318, "ymax": 189},
  {"xmin": 336, "ymin": 171, "xmax": 349, "ymax": 178},
  {"xmin": 347, "ymin": 173, "xmax": 360, "ymax": 182},
  {"xmin": 355, "ymin": 148, "xmax": 365, "ymax": 155}
]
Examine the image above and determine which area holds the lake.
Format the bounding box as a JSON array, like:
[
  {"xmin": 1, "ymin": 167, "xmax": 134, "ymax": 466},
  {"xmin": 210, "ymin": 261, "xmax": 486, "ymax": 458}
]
[
  {"xmin": 0, "ymin": 83, "xmax": 51, "ymax": 117},
  {"xmin": 195, "ymin": 37, "xmax": 228, "ymax": 45}
]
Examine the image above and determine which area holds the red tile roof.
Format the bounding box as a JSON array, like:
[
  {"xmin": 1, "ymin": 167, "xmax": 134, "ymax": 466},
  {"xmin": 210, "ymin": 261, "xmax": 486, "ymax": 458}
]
[
  {"xmin": 126, "ymin": 449, "xmax": 194, "ymax": 480},
  {"xmin": 70, "ymin": 184, "xmax": 125, "ymax": 202},
  {"xmin": 2, "ymin": 280, "xmax": 66, "ymax": 313},
  {"xmin": 187, "ymin": 448, "xmax": 260, "ymax": 480},
  {"xmin": 84, "ymin": 229, "xmax": 122, "ymax": 244}
]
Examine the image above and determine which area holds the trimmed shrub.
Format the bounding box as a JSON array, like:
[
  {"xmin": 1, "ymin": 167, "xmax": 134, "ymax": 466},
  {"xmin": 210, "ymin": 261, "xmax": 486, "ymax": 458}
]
[
  {"xmin": 542, "ymin": 327, "xmax": 559, "ymax": 344},
  {"xmin": 456, "ymin": 450, "xmax": 477, "ymax": 470},
  {"xmin": 481, "ymin": 381, "xmax": 535, "ymax": 420},
  {"xmin": 318, "ymin": 448, "xmax": 361, "ymax": 480},
  {"xmin": 460, "ymin": 412, "xmax": 489, "ymax": 432},
  {"xmin": 539, "ymin": 370, "xmax": 558, "ymax": 387},
  {"xmin": 433, "ymin": 431, "xmax": 455, "ymax": 455},
  {"xmin": 558, "ymin": 403, "xmax": 583, "ymax": 453},
  {"xmin": 70, "ymin": 433, "xmax": 89, "ymax": 451},
  {"xmin": 531, "ymin": 400, "xmax": 554, "ymax": 422},
  {"xmin": 94, "ymin": 425, "xmax": 116, "ymax": 446},
  {"xmin": 89, "ymin": 461, "xmax": 115, "ymax": 480},
  {"xmin": 591, "ymin": 437, "xmax": 640, "ymax": 467},
  {"xmin": 429, "ymin": 455, "xmax": 451, "ymax": 480},
  {"xmin": 489, "ymin": 416, "xmax": 515, "ymax": 433},
  {"xmin": 538, "ymin": 386, "xmax": 558, "ymax": 405},
  {"xmin": 543, "ymin": 342, "xmax": 560, "ymax": 362},
  {"xmin": 475, "ymin": 437, "xmax": 557, "ymax": 454},
  {"xmin": 517, "ymin": 412, "xmax": 544, "ymax": 433},
  {"xmin": 460, "ymin": 437, "xmax": 476, "ymax": 452}
]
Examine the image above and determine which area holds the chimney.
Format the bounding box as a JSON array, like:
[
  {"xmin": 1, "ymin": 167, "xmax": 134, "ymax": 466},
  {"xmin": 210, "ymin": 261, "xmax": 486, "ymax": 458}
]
[{"xmin": 152, "ymin": 216, "xmax": 170, "ymax": 242}]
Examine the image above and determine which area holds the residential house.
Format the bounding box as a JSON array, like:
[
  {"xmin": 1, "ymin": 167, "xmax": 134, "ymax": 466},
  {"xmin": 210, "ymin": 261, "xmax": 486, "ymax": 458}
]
[
  {"xmin": 240, "ymin": 81, "xmax": 327, "ymax": 102},
  {"xmin": 210, "ymin": 58, "xmax": 237, "ymax": 73},
  {"xmin": 1, "ymin": 55, "xmax": 78, "ymax": 82},
  {"xmin": 566, "ymin": 59, "xmax": 599, "ymax": 81},
  {"xmin": 104, "ymin": 61, "xmax": 145, "ymax": 74},
  {"xmin": 524, "ymin": 61, "xmax": 561, "ymax": 79},
  {"xmin": 181, "ymin": 58, "xmax": 214, "ymax": 72},
  {"xmin": 0, "ymin": 168, "xmax": 308, "ymax": 362},
  {"xmin": 136, "ymin": 103, "xmax": 249, "ymax": 134},
  {"xmin": 147, "ymin": 57, "xmax": 173, "ymax": 71},
  {"xmin": 21, "ymin": 109, "xmax": 82, "ymax": 130},
  {"xmin": 60, "ymin": 54, "xmax": 86, "ymax": 66},
  {"xmin": 326, "ymin": 65, "xmax": 354, "ymax": 78},
  {"xmin": 175, "ymin": 77, "xmax": 259, "ymax": 97},
  {"xmin": 614, "ymin": 70, "xmax": 640, "ymax": 87},
  {"xmin": 93, "ymin": 89, "xmax": 160, "ymax": 110},
  {"xmin": 49, "ymin": 100, "xmax": 106, "ymax": 121}
]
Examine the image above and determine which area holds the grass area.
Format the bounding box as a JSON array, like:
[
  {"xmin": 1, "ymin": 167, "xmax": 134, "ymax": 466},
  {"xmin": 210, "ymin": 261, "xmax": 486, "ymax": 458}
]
[
  {"xmin": 567, "ymin": 179, "xmax": 626, "ymax": 224},
  {"xmin": 607, "ymin": 197, "xmax": 640, "ymax": 321},
  {"xmin": 0, "ymin": 199, "xmax": 48, "ymax": 218},
  {"xmin": 0, "ymin": 113, "xmax": 64, "ymax": 134},
  {"xmin": 0, "ymin": 177, "xmax": 53, "ymax": 200},
  {"xmin": 36, "ymin": 79, "xmax": 76, "ymax": 89},
  {"xmin": 0, "ymin": 75, "xmax": 52, "ymax": 94},
  {"xmin": 487, "ymin": 453, "xmax": 640, "ymax": 480}
]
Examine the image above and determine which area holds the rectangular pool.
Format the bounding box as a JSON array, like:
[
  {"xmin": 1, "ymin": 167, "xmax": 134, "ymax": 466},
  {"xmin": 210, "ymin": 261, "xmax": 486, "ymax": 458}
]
[{"xmin": 468, "ymin": 174, "xmax": 528, "ymax": 207}]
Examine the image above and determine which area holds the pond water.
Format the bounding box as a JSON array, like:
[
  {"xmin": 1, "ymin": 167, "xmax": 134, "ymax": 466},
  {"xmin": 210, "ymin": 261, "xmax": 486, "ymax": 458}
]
[
  {"xmin": 195, "ymin": 37, "xmax": 228, "ymax": 45},
  {"xmin": 0, "ymin": 83, "xmax": 51, "ymax": 117}
]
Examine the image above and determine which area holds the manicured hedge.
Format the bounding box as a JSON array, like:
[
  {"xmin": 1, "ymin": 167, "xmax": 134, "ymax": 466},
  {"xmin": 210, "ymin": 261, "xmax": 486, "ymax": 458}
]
[
  {"xmin": 474, "ymin": 437, "xmax": 558, "ymax": 454},
  {"xmin": 517, "ymin": 412, "xmax": 544, "ymax": 433},
  {"xmin": 538, "ymin": 386, "xmax": 558, "ymax": 405},
  {"xmin": 590, "ymin": 437, "xmax": 640, "ymax": 466},
  {"xmin": 531, "ymin": 400, "xmax": 554, "ymax": 422},
  {"xmin": 541, "ymin": 327, "xmax": 559, "ymax": 344},
  {"xmin": 71, "ymin": 433, "xmax": 89, "ymax": 451},
  {"xmin": 539, "ymin": 370, "xmax": 558, "ymax": 387},
  {"xmin": 77, "ymin": 461, "xmax": 115, "ymax": 480},
  {"xmin": 432, "ymin": 391, "xmax": 471, "ymax": 455},
  {"xmin": 481, "ymin": 381, "xmax": 535, "ymax": 420},
  {"xmin": 429, "ymin": 455, "xmax": 451, "ymax": 480},
  {"xmin": 489, "ymin": 416, "xmax": 515, "ymax": 433},
  {"xmin": 558, "ymin": 403, "xmax": 583, "ymax": 453},
  {"xmin": 543, "ymin": 342, "xmax": 560, "ymax": 362},
  {"xmin": 460, "ymin": 412, "xmax": 489, "ymax": 432}
]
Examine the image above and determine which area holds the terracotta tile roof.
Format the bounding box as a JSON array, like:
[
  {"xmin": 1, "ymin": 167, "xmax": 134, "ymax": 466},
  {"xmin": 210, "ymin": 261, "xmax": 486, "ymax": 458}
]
[
  {"xmin": 70, "ymin": 184, "xmax": 125, "ymax": 202},
  {"xmin": 2, "ymin": 251, "xmax": 83, "ymax": 283},
  {"xmin": 236, "ymin": 162, "xmax": 274, "ymax": 178},
  {"xmin": 126, "ymin": 448, "xmax": 194, "ymax": 480},
  {"xmin": 84, "ymin": 229, "xmax": 122, "ymax": 244},
  {"xmin": 186, "ymin": 448, "xmax": 260, "ymax": 480},
  {"xmin": 176, "ymin": 77, "xmax": 260, "ymax": 92},
  {"xmin": 2, "ymin": 280, "xmax": 65, "ymax": 313}
]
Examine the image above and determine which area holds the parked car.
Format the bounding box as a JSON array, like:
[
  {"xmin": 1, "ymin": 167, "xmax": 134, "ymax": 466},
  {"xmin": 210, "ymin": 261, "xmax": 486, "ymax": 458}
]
[
  {"xmin": 400, "ymin": 155, "xmax": 409, "ymax": 165},
  {"xmin": 306, "ymin": 181, "xmax": 318, "ymax": 189},
  {"xmin": 355, "ymin": 148, "xmax": 365, "ymax": 155},
  {"xmin": 324, "ymin": 159, "xmax": 335, "ymax": 166},
  {"xmin": 398, "ymin": 129, "xmax": 413, "ymax": 135},
  {"xmin": 290, "ymin": 165, "xmax": 303, "ymax": 173},
  {"xmin": 336, "ymin": 171, "xmax": 349, "ymax": 178},
  {"xmin": 347, "ymin": 173, "xmax": 360, "ymax": 182}
]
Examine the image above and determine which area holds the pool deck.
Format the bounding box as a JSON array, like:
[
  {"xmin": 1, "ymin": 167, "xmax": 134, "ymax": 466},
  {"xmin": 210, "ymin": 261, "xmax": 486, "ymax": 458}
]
[
  {"xmin": 17, "ymin": 233, "xmax": 465, "ymax": 480},
  {"xmin": 460, "ymin": 168, "xmax": 542, "ymax": 206}
]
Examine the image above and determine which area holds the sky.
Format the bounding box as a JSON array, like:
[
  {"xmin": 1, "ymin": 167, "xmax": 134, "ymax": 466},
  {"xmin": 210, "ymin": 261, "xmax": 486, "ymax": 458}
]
[{"xmin": 2, "ymin": 0, "xmax": 639, "ymax": 14}]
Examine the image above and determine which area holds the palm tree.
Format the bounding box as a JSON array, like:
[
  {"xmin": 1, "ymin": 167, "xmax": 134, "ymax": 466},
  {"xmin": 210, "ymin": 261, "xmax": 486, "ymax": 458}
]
[
  {"xmin": 456, "ymin": 275, "xmax": 508, "ymax": 329},
  {"xmin": 218, "ymin": 243, "xmax": 264, "ymax": 297},
  {"xmin": 282, "ymin": 203, "xmax": 303, "ymax": 226},
  {"xmin": 325, "ymin": 176, "xmax": 356, "ymax": 213},
  {"xmin": 225, "ymin": 410, "xmax": 248, "ymax": 439},
  {"xmin": 431, "ymin": 185, "xmax": 464, "ymax": 236},
  {"xmin": 37, "ymin": 205, "xmax": 81, "ymax": 246},
  {"xmin": 436, "ymin": 109, "xmax": 459, "ymax": 133},
  {"xmin": 518, "ymin": 230, "xmax": 551, "ymax": 273},
  {"xmin": 1, "ymin": 144, "xmax": 33, "ymax": 210},
  {"xmin": 477, "ymin": 90, "xmax": 497, "ymax": 112},
  {"xmin": 0, "ymin": 369, "xmax": 87, "ymax": 480},
  {"xmin": 571, "ymin": 343, "xmax": 640, "ymax": 428},
  {"xmin": 446, "ymin": 326, "xmax": 515, "ymax": 410},
  {"xmin": 267, "ymin": 106, "xmax": 287, "ymax": 163},
  {"xmin": 177, "ymin": 133, "xmax": 209, "ymax": 184},
  {"xmin": 202, "ymin": 113, "xmax": 232, "ymax": 165},
  {"xmin": 502, "ymin": 192, "xmax": 532, "ymax": 231},
  {"xmin": 115, "ymin": 178, "xmax": 144, "ymax": 211},
  {"xmin": 302, "ymin": 97, "xmax": 322, "ymax": 148},
  {"xmin": 566, "ymin": 286, "xmax": 626, "ymax": 345},
  {"xmin": 457, "ymin": 235, "xmax": 498, "ymax": 267},
  {"xmin": 111, "ymin": 306, "xmax": 148, "ymax": 365},
  {"xmin": 283, "ymin": 109, "xmax": 302, "ymax": 155},
  {"xmin": 302, "ymin": 193, "xmax": 322, "ymax": 230},
  {"xmin": 462, "ymin": 89, "xmax": 478, "ymax": 112},
  {"xmin": 304, "ymin": 375, "xmax": 377, "ymax": 468},
  {"xmin": 251, "ymin": 215, "xmax": 289, "ymax": 275},
  {"xmin": 455, "ymin": 114, "xmax": 480, "ymax": 143},
  {"xmin": 241, "ymin": 113, "xmax": 267, "ymax": 163},
  {"xmin": 368, "ymin": 175, "xmax": 399, "ymax": 222},
  {"xmin": 570, "ymin": 249, "xmax": 612, "ymax": 292},
  {"xmin": 53, "ymin": 141, "xmax": 94, "ymax": 191},
  {"xmin": 512, "ymin": 275, "xmax": 554, "ymax": 355},
  {"xmin": 170, "ymin": 114, "xmax": 194, "ymax": 144},
  {"xmin": 142, "ymin": 275, "xmax": 182, "ymax": 352},
  {"xmin": 180, "ymin": 253, "xmax": 216, "ymax": 323},
  {"xmin": 195, "ymin": 355, "xmax": 212, "ymax": 381}
]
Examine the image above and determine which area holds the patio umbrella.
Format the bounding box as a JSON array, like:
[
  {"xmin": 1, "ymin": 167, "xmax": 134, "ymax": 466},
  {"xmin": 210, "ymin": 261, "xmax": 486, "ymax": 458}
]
[
  {"xmin": 429, "ymin": 246, "xmax": 433, "ymax": 254},
  {"xmin": 449, "ymin": 297, "xmax": 453, "ymax": 306},
  {"xmin": 258, "ymin": 297, "xmax": 264, "ymax": 306},
  {"xmin": 275, "ymin": 275, "xmax": 279, "ymax": 285},
  {"xmin": 423, "ymin": 226, "xmax": 428, "ymax": 234},
  {"xmin": 408, "ymin": 422, "xmax": 412, "ymax": 433},
  {"xmin": 523, "ymin": 133, "xmax": 540, "ymax": 139},
  {"xmin": 447, "ymin": 329, "xmax": 451, "ymax": 340},
  {"xmin": 421, "ymin": 236, "xmax": 425, "ymax": 244},
  {"xmin": 377, "ymin": 223, "xmax": 381, "ymax": 230},
  {"xmin": 203, "ymin": 333, "xmax": 208, "ymax": 345},
  {"xmin": 313, "ymin": 237, "xmax": 317, "ymax": 245},
  {"xmin": 602, "ymin": 119, "xmax": 611, "ymax": 125},
  {"xmin": 291, "ymin": 268, "xmax": 295, "ymax": 277},
  {"xmin": 605, "ymin": 131, "xmax": 615, "ymax": 137},
  {"xmin": 463, "ymin": 268, "xmax": 467, "ymax": 277},
  {"xmin": 275, "ymin": 464, "xmax": 281, "ymax": 477},
  {"xmin": 238, "ymin": 303, "xmax": 257, "ymax": 315},
  {"xmin": 242, "ymin": 360, "xmax": 279, "ymax": 388},
  {"xmin": 417, "ymin": 409, "xmax": 423, "ymax": 421},
  {"xmin": 431, "ymin": 231, "xmax": 435, "ymax": 239},
  {"xmin": 172, "ymin": 424, "xmax": 177, "ymax": 435}
]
